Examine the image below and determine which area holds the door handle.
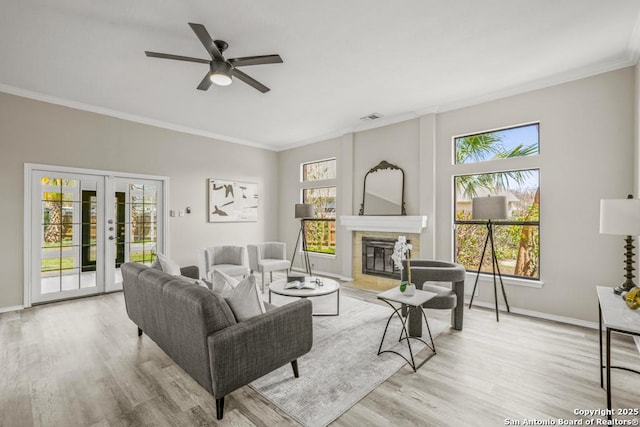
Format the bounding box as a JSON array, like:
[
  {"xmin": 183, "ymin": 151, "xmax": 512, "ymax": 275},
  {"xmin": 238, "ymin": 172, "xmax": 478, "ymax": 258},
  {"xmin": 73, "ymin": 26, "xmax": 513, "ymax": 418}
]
[{"xmin": 108, "ymin": 236, "xmax": 115, "ymax": 240}]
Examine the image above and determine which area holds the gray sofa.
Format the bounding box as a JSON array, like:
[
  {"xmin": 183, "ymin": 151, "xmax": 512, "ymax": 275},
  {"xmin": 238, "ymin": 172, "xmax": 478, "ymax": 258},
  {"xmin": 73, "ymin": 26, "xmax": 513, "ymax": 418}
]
[{"xmin": 121, "ymin": 262, "xmax": 313, "ymax": 420}]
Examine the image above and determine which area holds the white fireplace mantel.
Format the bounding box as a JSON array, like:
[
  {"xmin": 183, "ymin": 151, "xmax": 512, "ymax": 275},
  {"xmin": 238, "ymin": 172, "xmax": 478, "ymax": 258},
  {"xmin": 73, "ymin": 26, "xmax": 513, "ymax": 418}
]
[{"xmin": 340, "ymin": 215, "xmax": 428, "ymax": 234}]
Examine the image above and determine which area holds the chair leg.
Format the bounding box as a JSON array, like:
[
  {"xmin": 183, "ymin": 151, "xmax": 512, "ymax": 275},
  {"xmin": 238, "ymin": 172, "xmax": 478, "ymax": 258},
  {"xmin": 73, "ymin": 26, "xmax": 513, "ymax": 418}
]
[
  {"xmin": 270, "ymin": 271, "xmax": 273, "ymax": 282},
  {"xmin": 137, "ymin": 327, "xmax": 143, "ymax": 337},
  {"xmin": 261, "ymin": 272, "xmax": 265, "ymax": 293},
  {"xmin": 216, "ymin": 397, "xmax": 224, "ymax": 420},
  {"xmin": 452, "ymin": 280, "xmax": 465, "ymax": 331},
  {"xmin": 291, "ymin": 360, "xmax": 299, "ymax": 378}
]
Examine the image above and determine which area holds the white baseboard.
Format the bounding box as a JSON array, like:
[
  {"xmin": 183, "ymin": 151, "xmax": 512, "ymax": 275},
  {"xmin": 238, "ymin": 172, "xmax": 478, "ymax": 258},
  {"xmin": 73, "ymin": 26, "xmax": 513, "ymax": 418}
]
[
  {"xmin": 0, "ymin": 305, "xmax": 24, "ymax": 314},
  {"xmin": 290, "ymin": 267, "xmax": 351, "ymax": 282},
  {"xmin": 463, "ymin": 297, "xmax": 599, "ymax": 329},
  {"xmin": 295, "ymin": 268, "xmax": 601, "ymax": 330}
]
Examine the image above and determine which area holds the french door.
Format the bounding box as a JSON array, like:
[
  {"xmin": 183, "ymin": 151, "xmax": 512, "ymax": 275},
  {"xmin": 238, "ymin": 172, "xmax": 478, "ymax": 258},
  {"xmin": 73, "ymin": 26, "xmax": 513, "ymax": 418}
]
[{"xmin": 26, "ymin": 165, "xmax": 166, "ymax": 305}]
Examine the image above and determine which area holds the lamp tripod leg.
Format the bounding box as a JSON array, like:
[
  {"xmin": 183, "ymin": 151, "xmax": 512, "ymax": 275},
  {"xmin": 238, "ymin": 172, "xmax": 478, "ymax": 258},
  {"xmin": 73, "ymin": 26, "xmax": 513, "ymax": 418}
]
[
  {"xmin": 489, "ymin": 224, "xmax": 499, "ymax": 322},
  {"xmin": 488, "ymin": 223, "xmax": 510, "ymax": 313},
  {"xmin": 469, "ymin": 227, "xmax": 491, "ymax": 309},
  {"xmin": 289, "ymin": 223, "xmax": 303, "ymax": 272},
  {"xmin": 301, "ymin": 221, "xmax": 312, "ymax": 276}
]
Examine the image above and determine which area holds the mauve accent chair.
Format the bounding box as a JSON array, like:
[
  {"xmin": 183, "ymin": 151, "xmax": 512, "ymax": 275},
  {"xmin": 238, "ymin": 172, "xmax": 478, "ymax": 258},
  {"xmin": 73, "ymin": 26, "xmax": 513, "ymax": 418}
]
[{"xmin": 247, "ymin": 242, "xmax": 290, "ymax": 292}]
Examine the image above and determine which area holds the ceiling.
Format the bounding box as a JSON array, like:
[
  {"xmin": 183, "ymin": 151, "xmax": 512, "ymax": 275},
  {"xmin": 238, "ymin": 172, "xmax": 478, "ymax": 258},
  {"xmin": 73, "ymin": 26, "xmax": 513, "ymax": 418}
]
[{"xmin": 1, "ymin": 1, "xmax": 639, "ymax": 151}]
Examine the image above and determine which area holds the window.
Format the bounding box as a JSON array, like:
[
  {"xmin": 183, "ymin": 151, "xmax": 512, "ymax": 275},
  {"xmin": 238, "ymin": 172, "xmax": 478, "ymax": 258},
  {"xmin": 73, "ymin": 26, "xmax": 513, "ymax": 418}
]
[
  {"xmin": 301, "ymin": 159, "xmax": 336, "ymax": 255},
  {"xmin": 453, "ymin": 124, "xmax": 540, "ymax": 280},
  {"xmin": 455, "ymin": 123, "xmax": 539, "ymax": 164}
]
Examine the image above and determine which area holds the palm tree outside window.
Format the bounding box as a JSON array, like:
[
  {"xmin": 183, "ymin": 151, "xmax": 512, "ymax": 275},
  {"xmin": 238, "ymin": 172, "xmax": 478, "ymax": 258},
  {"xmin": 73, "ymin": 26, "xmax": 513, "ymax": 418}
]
[{"xmin": 453, "ymin": 123, "xmax": 540, "ymax": 280}]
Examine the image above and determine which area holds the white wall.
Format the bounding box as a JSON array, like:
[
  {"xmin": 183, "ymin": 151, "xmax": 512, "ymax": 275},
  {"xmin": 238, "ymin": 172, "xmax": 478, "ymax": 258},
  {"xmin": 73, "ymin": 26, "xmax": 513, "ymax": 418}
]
[
  {"xmin": 277, "ymin": 136, "xmax": 343, "ymax": 276},
  {"xmin": 2, "ymin": 65, "xmax": 635, "ymax": 322},
  {"xmin": 353, "ymin": 119, "xmax": 420, "ymax": 215},
  {"xmin": 278, "ymin": 66, "xmax": 635, "ymax": 323},
  {"xmin": 435, "ymin": 67, "xmax": 634, "ymax": 323},
  {"xmin": 0, "ymin": 92, "xmax": 279, "ymax": 309}
]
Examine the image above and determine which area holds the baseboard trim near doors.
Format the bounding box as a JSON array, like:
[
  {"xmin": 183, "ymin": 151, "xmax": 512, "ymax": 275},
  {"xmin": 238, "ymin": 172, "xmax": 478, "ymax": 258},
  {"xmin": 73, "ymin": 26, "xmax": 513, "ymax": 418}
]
[
  {"xmin": 464, "ymin": 297, "xmax": 599, "ymax": 330},
  {"xmin": 0, "ymin": 305, "xmax": 24, "ymax": 314}
]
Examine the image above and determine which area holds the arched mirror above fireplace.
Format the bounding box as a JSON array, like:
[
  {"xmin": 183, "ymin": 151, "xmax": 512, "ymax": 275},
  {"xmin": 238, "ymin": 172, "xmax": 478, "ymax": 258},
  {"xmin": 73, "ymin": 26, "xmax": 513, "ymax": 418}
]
[{"xmin": 359, "ymin": 160, "xmax": 406, "ymax": 215}]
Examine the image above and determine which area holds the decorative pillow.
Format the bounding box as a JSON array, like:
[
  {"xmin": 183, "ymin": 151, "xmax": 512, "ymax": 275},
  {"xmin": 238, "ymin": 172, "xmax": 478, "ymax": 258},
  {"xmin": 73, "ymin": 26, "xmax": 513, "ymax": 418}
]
[
  {"xmin": 225, "ymin": 275, "xmax": 266, "ymax": 322},
  {"xmin": 155, "ymin": 253, "xmax": 181, "ymax": 276},
  {"xmin": 212, "ymin": 269, "xmax": 240, "ymax": 297}
]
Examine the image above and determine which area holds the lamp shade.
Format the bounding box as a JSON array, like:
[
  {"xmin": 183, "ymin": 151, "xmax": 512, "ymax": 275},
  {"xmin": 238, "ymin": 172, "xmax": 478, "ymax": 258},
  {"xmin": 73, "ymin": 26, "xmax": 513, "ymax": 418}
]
[
  {"xmin": 472, "ymin": 196, "xmax": 508, "ymax": 220},
  {"xmin": 295, "ymin": 203, "xmax": 314, "ymax": 219},
  {"xmin": 599, "ymin": 198, "xmax": 640, "ymax": 235}
]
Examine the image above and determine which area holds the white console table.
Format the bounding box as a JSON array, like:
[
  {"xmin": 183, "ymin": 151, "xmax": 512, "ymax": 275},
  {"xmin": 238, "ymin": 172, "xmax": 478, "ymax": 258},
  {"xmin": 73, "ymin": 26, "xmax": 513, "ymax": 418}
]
[{"xmin": 597, "ymin": 286, "xmax": 640, "ymax": 421}]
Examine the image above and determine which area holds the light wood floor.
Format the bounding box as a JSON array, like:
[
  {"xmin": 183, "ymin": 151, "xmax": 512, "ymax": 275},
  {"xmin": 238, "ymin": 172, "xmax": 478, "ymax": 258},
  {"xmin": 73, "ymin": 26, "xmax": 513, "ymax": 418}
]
[{"xmin": 1, "ymin": 284, "xmax": 638, "ymax": 427}]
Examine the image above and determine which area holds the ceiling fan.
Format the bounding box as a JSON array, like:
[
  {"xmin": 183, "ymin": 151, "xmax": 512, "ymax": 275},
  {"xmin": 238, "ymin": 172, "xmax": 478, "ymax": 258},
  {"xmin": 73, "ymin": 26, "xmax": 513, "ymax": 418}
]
[{"xmin": 145, "ymin": 23, "xmax": 283, "ymax": 93}]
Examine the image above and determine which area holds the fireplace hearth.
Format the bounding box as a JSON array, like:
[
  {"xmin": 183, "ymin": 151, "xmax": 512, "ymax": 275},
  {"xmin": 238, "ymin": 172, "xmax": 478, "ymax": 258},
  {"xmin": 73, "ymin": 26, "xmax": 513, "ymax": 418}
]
[{"xmin": 362, "ymin": 237, "xmax": 403, "ymax": 279}]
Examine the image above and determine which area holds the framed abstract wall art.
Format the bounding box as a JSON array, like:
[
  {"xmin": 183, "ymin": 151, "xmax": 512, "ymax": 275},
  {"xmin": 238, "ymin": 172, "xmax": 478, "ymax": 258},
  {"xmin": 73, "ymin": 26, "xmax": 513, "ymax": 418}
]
[{"xmin": 208, "ymin": 179, "xmax": 258, "ymax": 222}]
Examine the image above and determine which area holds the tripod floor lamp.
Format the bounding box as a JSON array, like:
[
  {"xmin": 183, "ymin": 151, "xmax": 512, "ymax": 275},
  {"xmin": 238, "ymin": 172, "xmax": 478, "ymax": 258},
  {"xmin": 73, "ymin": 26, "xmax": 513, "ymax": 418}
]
[
  {"xmin": 290, "ymin": 203, "xmax": 313, "ymax": 276},
  {"xmin": 468, "ymin": 195, "xmax": 511, "ymax": 321}
]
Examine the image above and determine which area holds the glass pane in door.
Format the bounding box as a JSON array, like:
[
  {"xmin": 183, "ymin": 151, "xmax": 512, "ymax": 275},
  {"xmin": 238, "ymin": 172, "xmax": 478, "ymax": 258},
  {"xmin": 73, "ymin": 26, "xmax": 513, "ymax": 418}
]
[
  {"xmin": 127, "ymin": 184, "xmax": 157, "ymax": 265},
  {"xmin": 39, "ymin": 177, "xmax": 98, "ymax": 294}
]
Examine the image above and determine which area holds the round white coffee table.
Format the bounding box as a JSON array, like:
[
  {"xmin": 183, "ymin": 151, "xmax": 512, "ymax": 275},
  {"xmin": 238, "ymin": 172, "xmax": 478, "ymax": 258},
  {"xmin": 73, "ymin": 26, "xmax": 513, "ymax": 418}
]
[{"xmin": 268, "ymin": 276, "xmax": 340, "ymax": 316}]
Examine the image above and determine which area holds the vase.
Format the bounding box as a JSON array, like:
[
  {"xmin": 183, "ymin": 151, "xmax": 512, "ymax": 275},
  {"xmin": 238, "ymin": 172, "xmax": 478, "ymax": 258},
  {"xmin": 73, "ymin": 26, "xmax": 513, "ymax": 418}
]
[
  {"xmin": 399, "ymin": 281, "xmax": 407, "ymax": 292},
  {"xmin": 404, "ymin": 283, "xmax": 416, "ymax": 296}
]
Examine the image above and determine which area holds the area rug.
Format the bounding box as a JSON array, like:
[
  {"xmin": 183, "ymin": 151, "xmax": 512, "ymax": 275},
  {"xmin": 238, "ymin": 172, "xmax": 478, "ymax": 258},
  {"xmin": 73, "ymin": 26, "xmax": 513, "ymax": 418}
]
[{"xmin": 250, "ymin": 294, "xmax": 448, "ymax": 427}]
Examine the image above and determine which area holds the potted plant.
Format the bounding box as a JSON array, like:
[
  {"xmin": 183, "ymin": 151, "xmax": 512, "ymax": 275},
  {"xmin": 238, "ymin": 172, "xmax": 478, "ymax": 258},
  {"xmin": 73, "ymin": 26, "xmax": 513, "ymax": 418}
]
[{"xmin": 391, "ymin": 236, "xmax": 415, "ymax": 296}]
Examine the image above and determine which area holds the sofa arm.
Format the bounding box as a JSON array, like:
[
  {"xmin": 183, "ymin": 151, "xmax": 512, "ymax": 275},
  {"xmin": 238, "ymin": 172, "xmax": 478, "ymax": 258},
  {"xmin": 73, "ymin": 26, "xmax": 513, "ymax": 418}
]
[
  {"xmin": 180, "ymin": 265, "xmax": 199, "ymax": 279},
  {"xmin": 208, "ymin": 298, "xmax": 313, "ymax": 398}
]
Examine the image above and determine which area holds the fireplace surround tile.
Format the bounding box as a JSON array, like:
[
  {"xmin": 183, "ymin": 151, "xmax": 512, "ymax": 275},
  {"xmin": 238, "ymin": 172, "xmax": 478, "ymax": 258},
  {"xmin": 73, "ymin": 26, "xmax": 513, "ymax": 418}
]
[{"xmin": 351, "ymin": 231, "xmax": 420, "ymax": 291}]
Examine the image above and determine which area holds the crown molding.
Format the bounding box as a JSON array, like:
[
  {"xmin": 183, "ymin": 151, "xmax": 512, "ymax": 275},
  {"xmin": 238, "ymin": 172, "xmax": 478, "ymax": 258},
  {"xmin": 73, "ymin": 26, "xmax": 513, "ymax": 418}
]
[
  {"xmin": 0, "ymin": 84, "xmax": 275, "ymax": 151},
  {"xmin": 627, "ymin": 7, "xmax": 640, "ymax": 64},
  {"xmin": 2, "ymin": 51, "xmax": 636, "ymax": 154},
  {"xmin": 281, "ymin": 57, "xmax": 636, "ymax": 151},
  {"xmin": 420, "ymin": 55, "xmax": 635, "ymax": 116}
]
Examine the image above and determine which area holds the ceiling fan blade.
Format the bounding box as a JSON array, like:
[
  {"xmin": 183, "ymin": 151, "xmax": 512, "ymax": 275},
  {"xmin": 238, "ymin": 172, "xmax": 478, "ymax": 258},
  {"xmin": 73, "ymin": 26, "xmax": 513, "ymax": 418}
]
[
  {"xmin": 197, "ymin": 72, "xmax": 213, "ymax": 91},
  {"xmin": 229, "ymin": 54, "xmax": 283, "ymax": 67},
  {"xmin": 145, "ymin": 51, "xmax": 210, "ymax": 64},
  {"xmin": 231, "ymin": 69, "xmax": 270, "ymax": 93},
  {"xmin": 188, "ymin": 23, "xmax": 224, "ymax": 61}
]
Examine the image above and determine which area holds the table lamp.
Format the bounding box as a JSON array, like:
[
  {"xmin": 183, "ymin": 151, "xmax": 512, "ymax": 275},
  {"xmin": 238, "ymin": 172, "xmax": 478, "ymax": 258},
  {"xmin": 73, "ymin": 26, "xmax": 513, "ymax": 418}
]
[{"xmin": 599, "ymin": 195, "xmax": 640, "ymax": 295}]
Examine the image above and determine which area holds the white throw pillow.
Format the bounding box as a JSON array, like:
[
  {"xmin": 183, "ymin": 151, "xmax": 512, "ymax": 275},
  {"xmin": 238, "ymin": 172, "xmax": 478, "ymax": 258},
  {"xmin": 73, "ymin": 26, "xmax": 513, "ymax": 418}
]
[
  {"xmin": 225, "ymin": 275, "xmax": 266, "ymax": 322},
  {"xmin": 212, "ymin": 269, "xmax": 240, "ymax": 296},
  {"xmin": 155, "ymin": 253, "xmax": 181, "ymax": 276}
]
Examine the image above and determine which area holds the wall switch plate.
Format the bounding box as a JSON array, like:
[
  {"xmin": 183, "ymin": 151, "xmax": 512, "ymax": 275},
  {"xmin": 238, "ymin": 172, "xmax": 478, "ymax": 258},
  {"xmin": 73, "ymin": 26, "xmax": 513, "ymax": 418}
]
[{"xmin": 170, "ymin": 210, "xmax": 176, "ymax": 217}]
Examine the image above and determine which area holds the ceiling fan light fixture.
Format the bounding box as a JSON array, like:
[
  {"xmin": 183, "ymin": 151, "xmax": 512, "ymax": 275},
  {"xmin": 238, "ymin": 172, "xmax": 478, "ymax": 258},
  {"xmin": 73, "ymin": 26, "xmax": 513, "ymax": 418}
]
[{"xmin": 210, "ymin": 61, "xmax": 233, "ymax": 86}]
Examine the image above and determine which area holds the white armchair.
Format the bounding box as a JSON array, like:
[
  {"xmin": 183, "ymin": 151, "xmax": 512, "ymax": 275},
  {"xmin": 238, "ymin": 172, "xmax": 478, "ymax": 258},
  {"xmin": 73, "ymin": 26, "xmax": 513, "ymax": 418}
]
[
  {"xmin": 198, "ymin": 245, "xmax": 249, "ymax": 281},
  {"xmin": 247, "ymin": 242, "xmax": 290, "ymax": 292}
]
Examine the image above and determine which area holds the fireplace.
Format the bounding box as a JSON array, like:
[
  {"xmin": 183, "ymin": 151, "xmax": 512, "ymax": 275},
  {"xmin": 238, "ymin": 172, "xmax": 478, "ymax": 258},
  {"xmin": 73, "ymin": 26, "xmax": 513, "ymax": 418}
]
[{"xmin": 362, "ymin": 237, "xmax": 402, "ymax": 279}]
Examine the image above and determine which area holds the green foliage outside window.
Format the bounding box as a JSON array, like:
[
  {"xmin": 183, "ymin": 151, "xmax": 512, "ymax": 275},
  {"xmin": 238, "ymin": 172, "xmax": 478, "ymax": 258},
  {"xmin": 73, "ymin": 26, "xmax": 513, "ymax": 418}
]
[
  {"xmin": 454, "ymin": 124, "xmax": 540, "ymax": 280},
  {"xmin": 301, "ymin": 158, "xmax": 337, "ymax": 255}
]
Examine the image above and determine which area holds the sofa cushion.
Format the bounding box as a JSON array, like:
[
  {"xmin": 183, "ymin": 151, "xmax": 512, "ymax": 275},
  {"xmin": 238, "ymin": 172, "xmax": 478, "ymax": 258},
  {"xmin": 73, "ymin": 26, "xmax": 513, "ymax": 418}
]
[
  {"xmin": 178, "ymin": 275, "xmax": 209, "ymax": 288},
  {"xmin": 225, "ymin": 275, "xmax": 266, "ymax": 322}
]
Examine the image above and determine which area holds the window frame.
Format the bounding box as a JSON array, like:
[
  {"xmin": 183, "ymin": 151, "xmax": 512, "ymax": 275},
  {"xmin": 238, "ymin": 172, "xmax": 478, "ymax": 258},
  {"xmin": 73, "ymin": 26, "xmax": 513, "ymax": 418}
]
[
  {"xmin": 299, "ymin": 158, "xmax": 337, "ymax": 256},
  {"xmin": 452, "ymin": 121, "xmax": 540, "ymax": 165},
  {"xmin": 452, "ymin": 122, "xmax": 541, "ymax": 282}
]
